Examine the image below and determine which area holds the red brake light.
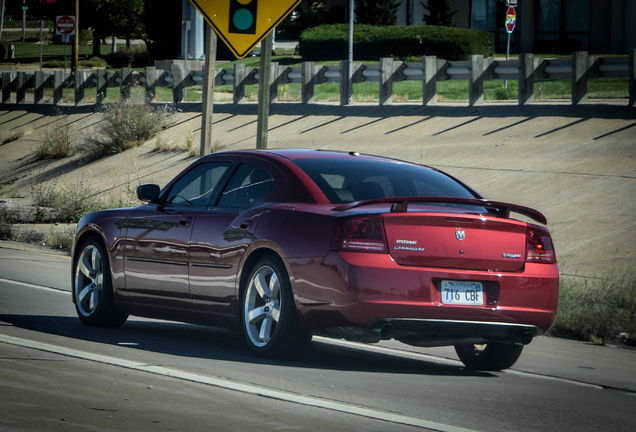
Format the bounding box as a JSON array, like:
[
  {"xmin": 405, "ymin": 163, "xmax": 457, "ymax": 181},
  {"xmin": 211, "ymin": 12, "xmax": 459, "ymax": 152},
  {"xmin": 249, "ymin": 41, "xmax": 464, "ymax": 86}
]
[
  {"xmin": 526, "ymin": 226, "xmax": 556, "ymax": 264},
  {"xmin": 336, "ymin": 216, "xmax": 387, "ymax": 253}
]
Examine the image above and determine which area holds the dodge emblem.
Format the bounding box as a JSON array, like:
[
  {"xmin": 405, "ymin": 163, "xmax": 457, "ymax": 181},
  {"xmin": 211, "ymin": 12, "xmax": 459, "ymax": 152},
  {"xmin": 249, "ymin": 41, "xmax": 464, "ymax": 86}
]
[{"xmin": 455, "ymin": 230, "xmax": 466, "ymax": 241}]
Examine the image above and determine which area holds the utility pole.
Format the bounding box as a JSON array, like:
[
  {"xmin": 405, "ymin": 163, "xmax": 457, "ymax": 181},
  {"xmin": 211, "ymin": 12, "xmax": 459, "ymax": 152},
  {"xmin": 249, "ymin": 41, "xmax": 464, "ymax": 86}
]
[
  {"xmin": 256, "ymin": 32, "xmax": 273, "ymax": 149},
  {"xmin": 200, "ymin": 24, "xmax": 217, "ymax": 156},
  {"xmin": 0, "ymin": 0, "xmax": 6, "ymax": 43},
  {"xmin": 71, "ymin": 0, "xmax": 79, "ymax": 71}
]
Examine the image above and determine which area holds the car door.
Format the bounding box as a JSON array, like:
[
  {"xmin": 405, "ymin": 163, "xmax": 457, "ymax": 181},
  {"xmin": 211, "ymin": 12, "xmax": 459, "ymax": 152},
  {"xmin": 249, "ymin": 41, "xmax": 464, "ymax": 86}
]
[
  {"xmin": 123, "ymin": 161, "xmax": 232, "ymax": 307},
  {"xmin": 189, "ymin": 163, "xmax": 276, "ymax": 316}
]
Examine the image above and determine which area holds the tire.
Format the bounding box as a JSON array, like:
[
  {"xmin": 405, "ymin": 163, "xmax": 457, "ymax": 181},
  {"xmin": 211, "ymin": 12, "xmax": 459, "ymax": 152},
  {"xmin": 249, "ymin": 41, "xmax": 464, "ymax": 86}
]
[
  {"xmin": 73, "ymin": 237, "xmax": 128, "ymax": 327},
  {"xmin": 242, "ymin": 256, "xmax": 311, "ymax": 358},
  {"xmin": 454, "ymin": 342, "xmax": 523, "ymax": 371}
]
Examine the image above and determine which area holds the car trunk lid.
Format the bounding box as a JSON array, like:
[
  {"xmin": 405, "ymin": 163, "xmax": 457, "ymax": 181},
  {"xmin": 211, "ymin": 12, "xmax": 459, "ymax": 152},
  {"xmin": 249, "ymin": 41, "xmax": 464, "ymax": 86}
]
[{"xmin": 383, "ymin": 213, "xmax": 527, "ymax": 272}]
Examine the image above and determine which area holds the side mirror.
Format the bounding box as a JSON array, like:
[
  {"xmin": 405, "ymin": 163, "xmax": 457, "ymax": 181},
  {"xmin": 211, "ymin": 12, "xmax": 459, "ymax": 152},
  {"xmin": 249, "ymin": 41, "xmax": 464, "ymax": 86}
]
[{"xmin": 136, "ymin": 184, "xmax": 161, "ymax": 203}]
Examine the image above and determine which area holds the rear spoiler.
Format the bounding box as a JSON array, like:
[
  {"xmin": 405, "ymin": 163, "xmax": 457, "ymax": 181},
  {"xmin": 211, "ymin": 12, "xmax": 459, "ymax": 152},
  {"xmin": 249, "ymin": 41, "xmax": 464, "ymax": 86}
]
[{"xmin": 332, "ymin": 196, "xmax": 547, "ymax": 225}]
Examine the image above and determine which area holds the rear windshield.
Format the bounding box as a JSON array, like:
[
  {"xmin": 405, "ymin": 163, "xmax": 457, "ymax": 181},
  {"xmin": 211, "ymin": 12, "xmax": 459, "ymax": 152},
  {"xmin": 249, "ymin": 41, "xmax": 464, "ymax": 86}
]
[{"xmin": 293, "ymin": 158, "xmax": 479, "ymax": 204}]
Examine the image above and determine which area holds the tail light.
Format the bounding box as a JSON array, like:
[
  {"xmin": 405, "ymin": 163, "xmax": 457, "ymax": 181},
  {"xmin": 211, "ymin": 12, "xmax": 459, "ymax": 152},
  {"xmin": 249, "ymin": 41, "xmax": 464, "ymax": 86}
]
[
  {"xmin": 526, "ymin": 225, "xmax": 556, "ymax": 264},
  {"xmin": 335, "ymin": 216, "xmax": 387, "ymax": 253}
]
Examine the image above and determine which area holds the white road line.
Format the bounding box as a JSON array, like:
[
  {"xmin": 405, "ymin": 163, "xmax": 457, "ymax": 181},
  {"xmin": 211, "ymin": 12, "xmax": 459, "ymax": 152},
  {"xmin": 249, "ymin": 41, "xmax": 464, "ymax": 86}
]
[
  {"xmin": 0, "ymin": 277, "xmax": 70, "ymax": 294},
  {"xmin": 0, "ymin": 334, "xmax": 478, "ymax": 432},
  {"xmin": 1, "ymin": 278, "xmax": 607, "ymax": 393}
]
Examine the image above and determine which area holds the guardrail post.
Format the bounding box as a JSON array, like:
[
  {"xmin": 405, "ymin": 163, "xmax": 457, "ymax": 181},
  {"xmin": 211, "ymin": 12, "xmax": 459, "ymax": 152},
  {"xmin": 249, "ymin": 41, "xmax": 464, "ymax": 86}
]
[
  {"xmin": 96, "ymin": 69, "xmax": 107, "ymax": 105},
  {"xmin": 171, "ymin": 64, "xmax": 184, "ymax": 103},
  {"xmin": 1, "ymin": 72, "xmax": 12, "ymax": 104},
  {"xmin": 629, "ymin": 49, "xmax": 635, "ymax": 107},
  {"xmin": 518, "ymin": 53, "xmax": 535, "ymax": 105},
  {"xmin": 302, "ymin": 61, "xmax": 316, "ymax": 104},
  {"xmin": 270, "ymin": 62, "xmax": 280, "ymax": 104},
  {"xmin": 34, "ymin": 71, "xmax": 45, "ymax": 105},
  {"xmin": 379, "ymin": 57, "xmax": 394, "ymax": 105},
  {"xmin": 572, "ymin": 52, "xmax": 589, "ymax": 105},
  {"xmin": 120, "ymin": 67, "xmax": 132, "ymax": 100},
  {"xmin": 469, "ymin": 55, "xmax": 484, "ymax": 106},
  {"xmin": 74, "ymin": 69, "xmax": 86, "ymax": 105},
  {"xmin": 16, "ymin": 72, "xmax": 27, "ymax": 104},
  {"xmin": 53, "ymin": 70, "xmax": 64, "ymax": 105},
  {"xmin": 233, "ymin": 63, "xmax": 246, "ymax": 104},
  {"xmin": 339, "ymin": 59, "xmax": 350, "ymax": 105},
  {"xmin": 144, "ymin": 67, "xmax": 158, "ymax": 103},
  {"xmin": 422, "ymin": 56, "xmax": 438, "ymax": 105}
]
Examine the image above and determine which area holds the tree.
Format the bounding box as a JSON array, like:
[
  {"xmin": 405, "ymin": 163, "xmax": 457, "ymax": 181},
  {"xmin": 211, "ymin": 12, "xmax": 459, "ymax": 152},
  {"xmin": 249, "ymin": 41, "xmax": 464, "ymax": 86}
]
[
  {"xmin": 84, "ymin": 0, "xmax": 145, "ymax": 57},
  {"xmin": 355, "ymin": 0, "xmax": 398, "ymax": 26},
  {"xmin": 142, "ymin": 0, "xmax": 181, "ymax": 61},
  {"xmin": 422, "ymin": 0, "xmax": 456, "ymax": 27}
]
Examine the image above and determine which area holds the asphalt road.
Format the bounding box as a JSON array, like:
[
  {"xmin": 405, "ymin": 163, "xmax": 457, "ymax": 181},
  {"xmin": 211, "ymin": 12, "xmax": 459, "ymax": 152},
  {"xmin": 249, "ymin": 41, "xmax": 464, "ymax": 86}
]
[{"xmin": 1, "ymin": 243, "xmax": 635, "ymax": 432}]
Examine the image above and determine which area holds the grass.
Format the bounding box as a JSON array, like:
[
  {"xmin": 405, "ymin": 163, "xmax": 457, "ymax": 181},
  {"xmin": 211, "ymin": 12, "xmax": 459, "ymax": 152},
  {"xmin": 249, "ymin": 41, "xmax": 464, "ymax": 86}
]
[
  {"xmin": 551, "ymin": 276, "xmax": 636, "ymax": 345},
  {"xmin": 168, "ymin": 77, "xmax": 628, "ymax": 103}
]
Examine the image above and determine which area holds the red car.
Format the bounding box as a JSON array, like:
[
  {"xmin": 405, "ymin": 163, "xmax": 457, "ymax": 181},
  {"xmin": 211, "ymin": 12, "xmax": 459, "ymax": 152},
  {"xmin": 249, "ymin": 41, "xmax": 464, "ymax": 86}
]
[{"xmin": 72, "ymin": 149, "xmax": 558, "ymax": 371}]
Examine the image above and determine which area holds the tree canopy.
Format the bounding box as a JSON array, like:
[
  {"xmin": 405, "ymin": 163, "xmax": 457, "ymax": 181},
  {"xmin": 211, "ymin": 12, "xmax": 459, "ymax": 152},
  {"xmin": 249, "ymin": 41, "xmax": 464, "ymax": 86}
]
[
  {"xmin": 355, "ymin": 0, "xmax": 398, "ymax": 26},
  {"xmin": 422, "ymin": 0, "xmax": 457, "ymax": 27}
]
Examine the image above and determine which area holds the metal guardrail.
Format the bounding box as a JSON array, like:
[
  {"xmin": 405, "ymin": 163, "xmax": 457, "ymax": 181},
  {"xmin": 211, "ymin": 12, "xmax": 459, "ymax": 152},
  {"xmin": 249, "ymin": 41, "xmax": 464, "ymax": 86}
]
[{"xmin": 1, "ymin": 50, "xmax": 635, "ymax": 107}]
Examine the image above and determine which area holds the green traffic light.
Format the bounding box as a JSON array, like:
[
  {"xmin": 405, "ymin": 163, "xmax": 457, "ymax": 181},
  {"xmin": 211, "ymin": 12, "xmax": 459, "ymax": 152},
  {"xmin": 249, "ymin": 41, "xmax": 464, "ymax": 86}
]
[
  {"xmin": 229, "ymin": 0, "xmax": 257, "ymax": 34},
  {"xmin": 232, "ymin": 8, "xmax": 254, "ymax": 31}
]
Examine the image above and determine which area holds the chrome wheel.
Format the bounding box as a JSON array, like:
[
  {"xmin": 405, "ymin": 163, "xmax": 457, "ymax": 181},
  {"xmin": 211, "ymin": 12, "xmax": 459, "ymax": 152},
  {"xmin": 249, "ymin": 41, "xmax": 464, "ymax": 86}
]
[
  {"xmin": 75, "ymin": 243, "xmax": 105, "ymax": 317},
  {"xmin": 242, "ymin": 257, "xmax": 311, "ymax": 358},
  {"xmin": 244, "ymin": 264, "xmax": 281, "ymax": 347},
  {"xmin": 72, "ymin": 237, "xmax": 127, "ymax": 327}
]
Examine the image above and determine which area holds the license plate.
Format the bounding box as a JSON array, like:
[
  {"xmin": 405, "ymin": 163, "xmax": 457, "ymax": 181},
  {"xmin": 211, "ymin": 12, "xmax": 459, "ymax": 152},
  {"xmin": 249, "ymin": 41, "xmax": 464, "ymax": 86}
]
[{"xmin": 441, "ymin": 280, "xmax": 484, "ymax": 306}]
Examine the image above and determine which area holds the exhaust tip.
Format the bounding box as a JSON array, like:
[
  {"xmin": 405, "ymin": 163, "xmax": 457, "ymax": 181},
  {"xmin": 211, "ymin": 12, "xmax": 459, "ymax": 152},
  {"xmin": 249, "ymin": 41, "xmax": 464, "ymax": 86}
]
[
  {"xmin": 379, "ymin": 322, "xmax": 393, "ymax": 339},
  {"xmin": 520, "ymin": 332, "xmax": 534, "ymax": 345},
  {"xmin": 372, "ymin": 322, "xmax": 393, "ymax": 339}
]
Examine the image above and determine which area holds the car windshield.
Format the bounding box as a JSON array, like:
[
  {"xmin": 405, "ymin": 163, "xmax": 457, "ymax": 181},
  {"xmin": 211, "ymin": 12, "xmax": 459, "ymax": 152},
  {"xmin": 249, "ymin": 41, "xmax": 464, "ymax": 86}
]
[{"xmin": 293, "ymin": 158, "xmax": 479, "ymax": 204}]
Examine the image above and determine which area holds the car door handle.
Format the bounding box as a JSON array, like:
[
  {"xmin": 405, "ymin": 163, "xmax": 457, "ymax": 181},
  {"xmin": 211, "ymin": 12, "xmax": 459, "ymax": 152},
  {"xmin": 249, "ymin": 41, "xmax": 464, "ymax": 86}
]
[
  {"xmin": 179, "ymin": 217, "xmax": 191, "ymax": 227},
  {"xmin": 240, "ymin": 220, "xmax": 251, "ymax": 230}
]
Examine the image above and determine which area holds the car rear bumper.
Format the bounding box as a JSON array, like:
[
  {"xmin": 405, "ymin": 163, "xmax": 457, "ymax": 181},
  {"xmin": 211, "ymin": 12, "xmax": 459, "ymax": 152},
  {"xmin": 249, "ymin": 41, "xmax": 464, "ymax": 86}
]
[
  {"xmin": 370, "ymin": 318, "xmax": 538, "ymax": 347},
  {"xmin": 292, "ymin": 251, "xmax": 559, "ymax": 340}
]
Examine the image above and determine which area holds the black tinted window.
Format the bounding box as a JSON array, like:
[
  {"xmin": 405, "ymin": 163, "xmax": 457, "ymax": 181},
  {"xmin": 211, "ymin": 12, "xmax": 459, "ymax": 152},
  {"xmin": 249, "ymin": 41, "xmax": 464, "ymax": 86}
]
[
  {"xmin": 218, "ymin": 164, "xmax": 275, "ymax": 209},
  {"xmin": 293, "ymin": 158, "xmax": 478, "ymax": 204},
  {"xmin": 164, "ymin": 162, "xmax": 231, "ymax": 207}
]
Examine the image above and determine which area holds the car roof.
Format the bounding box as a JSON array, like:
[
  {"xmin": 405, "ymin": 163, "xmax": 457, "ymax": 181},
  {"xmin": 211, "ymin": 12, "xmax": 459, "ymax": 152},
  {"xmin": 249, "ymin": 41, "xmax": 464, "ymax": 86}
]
[{"xmin": 206, "ymin": 148, "xmax": 420, "ymax": 165}]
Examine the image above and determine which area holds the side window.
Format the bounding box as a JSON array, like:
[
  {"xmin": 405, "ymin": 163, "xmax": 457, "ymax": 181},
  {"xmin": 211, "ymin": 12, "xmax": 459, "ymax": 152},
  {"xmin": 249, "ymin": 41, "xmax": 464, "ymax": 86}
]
[
  {"xmin": 164, "ymin": 162, "xmax": 231, "ymax": 207},
  {"xmin": 217, "ymin": 164, "xmax": 275, "ymax": 209}
]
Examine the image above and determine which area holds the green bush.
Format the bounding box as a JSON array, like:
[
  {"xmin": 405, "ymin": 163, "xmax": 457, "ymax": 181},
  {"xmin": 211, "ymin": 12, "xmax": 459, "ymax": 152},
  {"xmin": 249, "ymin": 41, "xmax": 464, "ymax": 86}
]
[
  {"xmin": 299, "ymin": 24, "xmax": 494, "ymax": 61},
  {"xmin": 105, "ymin": 46, "xmax": 151, "ymax": 68},
  {"xmin": 105, "ymin": 49, "xmax": 136, "ymax": 68}
]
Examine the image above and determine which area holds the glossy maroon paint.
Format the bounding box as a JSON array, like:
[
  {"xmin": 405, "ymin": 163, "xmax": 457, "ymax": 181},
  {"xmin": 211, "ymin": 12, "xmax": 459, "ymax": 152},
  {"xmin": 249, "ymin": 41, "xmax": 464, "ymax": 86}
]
[{"xmin": 72, "ymin": 149, "xmax": 559, "ymax": 347}]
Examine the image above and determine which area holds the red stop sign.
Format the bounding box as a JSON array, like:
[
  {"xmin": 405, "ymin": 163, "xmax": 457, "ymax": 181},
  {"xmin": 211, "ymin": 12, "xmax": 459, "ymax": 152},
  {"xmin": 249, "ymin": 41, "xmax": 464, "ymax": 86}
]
[
  {"xmin": 505, "ymin": 7, "xmax": 516, "ymax": 33},
  {"xmin": 56, "ymin": 15, "xmax": 76, "ymax": 35}
]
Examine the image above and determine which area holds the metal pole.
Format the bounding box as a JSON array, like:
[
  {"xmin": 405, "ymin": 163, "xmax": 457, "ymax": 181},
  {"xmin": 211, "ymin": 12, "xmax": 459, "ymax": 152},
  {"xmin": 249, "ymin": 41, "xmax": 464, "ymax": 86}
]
[
  {"xmin": 347, "ymin": 0, "xmax": 354, "ymax": 105},
  {"xmin": 505, "ymin": 32, "xmax": 510, "ymax": 89},
  {"xmin": 21, "ymin": 0, "xmax": 25, "ymax": 45},
  {"xmin": 183, "ymin": 20, "xmax": 190, "ymax": 101}
]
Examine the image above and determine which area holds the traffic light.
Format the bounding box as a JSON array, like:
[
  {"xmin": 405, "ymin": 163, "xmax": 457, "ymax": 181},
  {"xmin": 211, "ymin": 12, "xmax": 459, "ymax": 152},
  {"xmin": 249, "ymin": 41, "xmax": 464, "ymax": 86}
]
[{"xmin": 229, "ymin": 0, "xmax": 258, "ymax": 34}]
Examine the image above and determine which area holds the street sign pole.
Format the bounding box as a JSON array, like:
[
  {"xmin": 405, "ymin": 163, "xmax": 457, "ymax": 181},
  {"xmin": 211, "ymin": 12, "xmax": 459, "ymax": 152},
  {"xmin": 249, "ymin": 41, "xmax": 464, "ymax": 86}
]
[
  {"xmin": 257, "ymin": 32, "xmax": 273, "ymax": 149},
  {"xmin": 505, "ymin": 5, "xmax": 516, "ymax": 89},
  {"xmin": 200, "ymin": 24, "xmax": 217, "ymax": 156}
]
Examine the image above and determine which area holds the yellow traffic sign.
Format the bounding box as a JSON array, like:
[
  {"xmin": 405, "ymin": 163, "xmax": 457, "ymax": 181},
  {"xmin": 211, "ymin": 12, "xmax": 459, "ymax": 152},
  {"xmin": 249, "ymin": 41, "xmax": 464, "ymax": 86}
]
[{"xmin": 190, "ymin": 0, "xmax": 301, "ymax": 59}]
